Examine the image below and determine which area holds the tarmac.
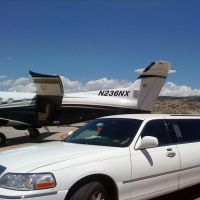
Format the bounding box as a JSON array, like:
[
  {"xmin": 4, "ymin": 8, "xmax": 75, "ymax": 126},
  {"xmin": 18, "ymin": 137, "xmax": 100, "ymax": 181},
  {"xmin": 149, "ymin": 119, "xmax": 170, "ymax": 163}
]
[
  {"xmin": 0, "ymin": 126, "xmax": 77, "ymax": 149},
  {"xmin": 0, "ymin": 126, "xmax": 200, "ymax": 200}
]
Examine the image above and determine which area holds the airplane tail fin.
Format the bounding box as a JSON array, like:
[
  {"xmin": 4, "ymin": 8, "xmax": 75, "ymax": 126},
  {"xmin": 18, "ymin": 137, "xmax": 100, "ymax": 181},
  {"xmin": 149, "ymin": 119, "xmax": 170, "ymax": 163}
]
[{"xmin": 128, "ymin": 60, "xmax": 174, "ymax": 112}]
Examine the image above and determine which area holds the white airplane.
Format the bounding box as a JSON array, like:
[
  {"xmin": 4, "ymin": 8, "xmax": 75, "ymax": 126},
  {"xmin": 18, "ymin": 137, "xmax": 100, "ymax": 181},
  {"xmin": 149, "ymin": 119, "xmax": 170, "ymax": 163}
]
[{"xmin": 0, "ymin": 60, "xmax": 175, "ymax": 145}]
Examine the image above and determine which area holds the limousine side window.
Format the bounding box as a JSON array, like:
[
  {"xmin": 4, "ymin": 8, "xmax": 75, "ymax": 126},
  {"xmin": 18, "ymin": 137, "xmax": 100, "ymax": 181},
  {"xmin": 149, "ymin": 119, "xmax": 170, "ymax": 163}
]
[
  {"xmin": 170, "ymin": 119, "xmax": 200, "ymax": 143},
  {"xmin": 141, "ymin": 120, "xmax": 171, "ymax": 146}
]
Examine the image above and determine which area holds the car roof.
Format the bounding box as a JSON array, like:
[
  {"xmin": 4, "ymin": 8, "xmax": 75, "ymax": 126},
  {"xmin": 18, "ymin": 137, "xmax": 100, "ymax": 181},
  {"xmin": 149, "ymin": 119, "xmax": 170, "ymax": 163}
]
[{"xmin": 101, "ymin": 114, "xmax": 200, "ymax": 121}]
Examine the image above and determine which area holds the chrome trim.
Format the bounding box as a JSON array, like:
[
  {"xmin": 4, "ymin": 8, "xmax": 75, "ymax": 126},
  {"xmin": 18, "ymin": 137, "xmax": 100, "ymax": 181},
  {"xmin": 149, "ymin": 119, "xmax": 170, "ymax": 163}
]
[
  {"xmin": 123, "ymin": 169, "xmax": 179, "ymax": 184},
  {"xmin": 123, "ymin": 165, "xmax": 200, "ymax": 184},
  {"xmin": 0, "ymin": 195, "xmax": 20, "ymax": 199}
]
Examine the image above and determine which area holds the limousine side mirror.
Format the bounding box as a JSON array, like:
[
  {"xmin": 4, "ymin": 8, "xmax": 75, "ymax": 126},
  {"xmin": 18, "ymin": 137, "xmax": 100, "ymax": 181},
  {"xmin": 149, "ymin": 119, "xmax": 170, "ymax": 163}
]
[{"xmin": 135, "ymin": 136, "xmax": 159, "ymax": 150}]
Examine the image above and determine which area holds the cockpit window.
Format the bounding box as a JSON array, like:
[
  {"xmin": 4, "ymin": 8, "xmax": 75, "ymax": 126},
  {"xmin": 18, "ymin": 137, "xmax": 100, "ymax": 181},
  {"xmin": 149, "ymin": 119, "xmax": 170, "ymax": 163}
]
[
  {"xmin": 65, "ymin": 118, "xmax": 142, "ymax": 147},
  {"xmin": 7, "ymin": 98, "xmax": 13, "ymax": 105}
]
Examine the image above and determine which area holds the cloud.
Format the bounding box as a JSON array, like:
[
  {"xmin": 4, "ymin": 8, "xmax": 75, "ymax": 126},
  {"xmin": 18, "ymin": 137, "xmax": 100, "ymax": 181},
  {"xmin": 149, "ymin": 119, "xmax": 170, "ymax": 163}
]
[
  {"xmin": 161, "ymin": 82, "xmax": 200, "ymax": 97},
  {"xmin": 0, "ymin": 75, "xmax": 7, "ymax": 79},
  {"xmin": 0, "ymin": 79, "xmax": 13, "ymax": 87},
  {"xmin": 0, "ymin": 76, "xmax": 35, "ymax": 92},
  {"xmin": 1, "ymin": 75, "xmax": 131, "ymax": 93},
  {"xmin": 12, "ymin": 77, "xmax": 30, "ymax": 86},
  {"xmin": 0, "ymin": 75, "xmax": 200, "ymax": 97},
  {"xmin": 8, "ymin": 83, "xmax": 35, "ymax": 92},
  {"xmin": 83, "ymin": 78, "xmax": 130, "ymax": 91},
  {"xmin": 61, "ymin": 76, "xmax": 131, "ymax": 93},
  {"xmin": 60, "ymin": 76, "xmax": 82, "ymax": 93}
]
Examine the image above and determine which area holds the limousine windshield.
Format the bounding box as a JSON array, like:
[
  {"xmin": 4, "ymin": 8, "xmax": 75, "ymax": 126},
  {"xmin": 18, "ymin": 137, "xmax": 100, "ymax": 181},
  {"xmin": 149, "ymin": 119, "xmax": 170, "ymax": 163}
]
[{"xmin": 65, "ymin": 118, "xmax": 142, "ymax": 147}]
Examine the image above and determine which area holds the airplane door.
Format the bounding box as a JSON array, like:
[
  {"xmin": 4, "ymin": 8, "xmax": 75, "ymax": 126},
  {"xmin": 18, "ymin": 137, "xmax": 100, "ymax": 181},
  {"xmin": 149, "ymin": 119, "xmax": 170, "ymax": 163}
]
[
  {"xmin": 128, "ymin": 119, "xmax": 180, "ymax": 199},
  {"xmin": 30, "ymin": 71, "xmax": 64, "ymax": 122}
]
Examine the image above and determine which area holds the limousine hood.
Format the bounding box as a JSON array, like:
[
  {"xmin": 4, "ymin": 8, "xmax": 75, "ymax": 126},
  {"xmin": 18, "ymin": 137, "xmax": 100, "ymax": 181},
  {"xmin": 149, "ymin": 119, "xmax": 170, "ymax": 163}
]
[{"xmin": 0, "ymin": 141, "xmax": 123, "ymax": 174}]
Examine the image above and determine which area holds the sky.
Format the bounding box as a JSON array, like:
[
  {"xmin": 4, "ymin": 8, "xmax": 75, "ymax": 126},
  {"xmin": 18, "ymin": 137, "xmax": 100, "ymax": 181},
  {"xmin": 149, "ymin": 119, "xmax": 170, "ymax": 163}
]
[{"xmin": 0, "ymin": 0, "xmax": 200, "ymax": 96}]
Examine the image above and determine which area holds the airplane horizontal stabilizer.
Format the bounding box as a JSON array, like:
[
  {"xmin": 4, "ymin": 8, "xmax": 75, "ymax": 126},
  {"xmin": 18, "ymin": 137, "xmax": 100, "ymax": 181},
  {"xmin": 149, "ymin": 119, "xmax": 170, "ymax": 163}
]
[{"xmin": 0, "ymin": 117, "xmax": 30, "ymax": 126}]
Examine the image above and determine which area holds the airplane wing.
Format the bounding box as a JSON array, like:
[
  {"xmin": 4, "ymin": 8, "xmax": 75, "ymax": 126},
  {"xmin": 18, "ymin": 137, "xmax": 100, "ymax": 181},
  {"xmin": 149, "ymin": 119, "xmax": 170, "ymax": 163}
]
[
  {"xmin": 29, "ymin": 71, "xmax": 64, "ymax": 122},
  {"xmin": 0, "ymin": 117, "xmax": 30, "ymax": 126}
]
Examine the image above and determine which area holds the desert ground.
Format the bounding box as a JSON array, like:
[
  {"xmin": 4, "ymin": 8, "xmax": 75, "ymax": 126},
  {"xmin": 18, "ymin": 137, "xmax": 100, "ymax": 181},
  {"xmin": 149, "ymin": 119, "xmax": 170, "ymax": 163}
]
[{"xmin": 153, "ymin": 96, "xmax": 200, "ymax": 114}]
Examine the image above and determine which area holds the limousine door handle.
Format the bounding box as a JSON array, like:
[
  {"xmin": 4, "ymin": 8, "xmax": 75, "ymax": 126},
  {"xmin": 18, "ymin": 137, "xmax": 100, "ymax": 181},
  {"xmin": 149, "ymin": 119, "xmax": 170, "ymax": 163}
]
[
  {"xmin": 166, "ymin": 148, "xmax": 176, "ymax": 157},
  {"xmin": 166, "ymin": 152, "xmax": 176, "ymax": 157},
  {"xmin": 166, "ymin": 151, "xmax": 176, "ymax": 158}
]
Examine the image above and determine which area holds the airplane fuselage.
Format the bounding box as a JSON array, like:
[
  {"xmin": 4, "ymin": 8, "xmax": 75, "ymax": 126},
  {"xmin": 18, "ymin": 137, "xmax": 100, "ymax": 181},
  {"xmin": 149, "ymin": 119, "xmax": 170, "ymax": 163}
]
[{"xmin": 0, "ymin": 91, "xmax": 142, "ymax": 129}]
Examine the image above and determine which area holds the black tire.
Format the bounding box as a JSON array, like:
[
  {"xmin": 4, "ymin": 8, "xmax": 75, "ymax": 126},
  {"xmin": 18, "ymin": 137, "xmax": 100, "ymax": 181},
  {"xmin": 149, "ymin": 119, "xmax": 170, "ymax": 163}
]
[
  {"xmin": 28, "ymin": 128, "xmax": 40, "ymax": 138},
  {"xmin": 69, "ymin": 181, "xmax": 108, "ymax": 200},
  {"xmin": 0, "ymin": 132, "xmax": 6, "ymax": 145}
]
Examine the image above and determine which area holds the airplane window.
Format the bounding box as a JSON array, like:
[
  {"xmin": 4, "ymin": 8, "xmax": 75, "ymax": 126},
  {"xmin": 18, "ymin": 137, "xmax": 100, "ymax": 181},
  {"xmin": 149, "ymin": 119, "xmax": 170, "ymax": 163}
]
[
  {"xmin": 7, "ymin": 98, "xmax": 13, "ymax": 105},
  {"xmin": 0, "ymin": 98, "xmax": 2, "ymax": 104},
  {"xmin": 23, "ymin": 99, "xmax": 28, "ymax": 105}
]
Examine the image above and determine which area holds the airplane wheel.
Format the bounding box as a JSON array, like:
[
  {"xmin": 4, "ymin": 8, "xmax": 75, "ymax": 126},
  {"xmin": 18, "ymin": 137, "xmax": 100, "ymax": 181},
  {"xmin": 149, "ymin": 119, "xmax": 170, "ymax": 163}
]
[
  {"xmin": 28, "ymin": 128, "xmax": 40, "ymax": 138},
  {"xmin": 0, "ymin": 132, "xmax": 6, "ymax": 145}
]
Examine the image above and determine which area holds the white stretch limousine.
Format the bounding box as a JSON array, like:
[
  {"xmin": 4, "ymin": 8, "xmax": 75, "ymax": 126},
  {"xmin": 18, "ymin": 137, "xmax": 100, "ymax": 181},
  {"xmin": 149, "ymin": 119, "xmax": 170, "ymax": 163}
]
[{"xmin": 0, "ymin": 114, "xmax": 200, "ymax": 200}]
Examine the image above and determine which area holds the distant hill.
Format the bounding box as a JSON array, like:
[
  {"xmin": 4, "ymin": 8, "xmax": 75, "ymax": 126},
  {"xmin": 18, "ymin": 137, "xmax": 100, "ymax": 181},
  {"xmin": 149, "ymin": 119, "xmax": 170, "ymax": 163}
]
[{"xmin": 153, "ymin": 96, "xmax": 200, "ymax": 114}]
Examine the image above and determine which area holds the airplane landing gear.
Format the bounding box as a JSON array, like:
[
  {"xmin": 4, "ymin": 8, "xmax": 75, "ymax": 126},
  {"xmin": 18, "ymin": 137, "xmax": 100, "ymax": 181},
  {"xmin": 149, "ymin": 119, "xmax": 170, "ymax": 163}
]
[
  {"xmin": 28, "ymin": 128, "xmax": 40, "ymax": 138},
  {"xmin": 0, "ymin": 132, "xmax": 6, "ymax": 145}
]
